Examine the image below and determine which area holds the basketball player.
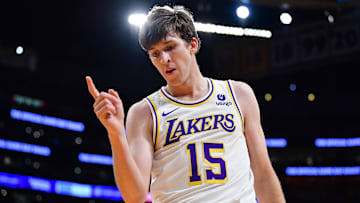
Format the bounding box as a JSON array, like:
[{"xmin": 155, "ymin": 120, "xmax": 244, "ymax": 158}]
[{"xmin": 86, "ymin": 5, "xmax": 285, "ymax": 203}]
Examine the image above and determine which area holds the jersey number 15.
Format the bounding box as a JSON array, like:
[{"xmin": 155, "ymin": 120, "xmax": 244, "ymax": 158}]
[{"xmin": 186, "ymin": 142, "xmax": 228, "ymax": 186}]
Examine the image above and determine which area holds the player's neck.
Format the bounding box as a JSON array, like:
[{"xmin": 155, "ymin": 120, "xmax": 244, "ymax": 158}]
[{"xmin": 164, "ymin": 70, "xmax": 208, "ymax": 102}]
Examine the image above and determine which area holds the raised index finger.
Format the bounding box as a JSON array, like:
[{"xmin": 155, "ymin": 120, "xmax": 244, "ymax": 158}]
[{"xmin": 86, "ymin": 76, "xmax": 100, "ymax": 99}]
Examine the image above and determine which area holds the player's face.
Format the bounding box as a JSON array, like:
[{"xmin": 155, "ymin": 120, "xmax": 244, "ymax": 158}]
[{"xmin": 148, "ymin": 33, "xmax": 194, "ymax": 85}]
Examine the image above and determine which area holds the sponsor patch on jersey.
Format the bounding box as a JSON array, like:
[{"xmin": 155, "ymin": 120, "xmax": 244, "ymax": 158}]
[
  {"xmin": 217, "ymin": 94, "xmax": 226, "ymax": 101},
  {"xmin": 216, "ymin": 94, "xmax": 232, "ymax": 106}
]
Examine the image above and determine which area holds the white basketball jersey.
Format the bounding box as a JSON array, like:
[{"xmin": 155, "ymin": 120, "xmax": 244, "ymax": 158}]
[{"xmin": 145, "ymin": 78, "xmax": 256, "ymax": 203}]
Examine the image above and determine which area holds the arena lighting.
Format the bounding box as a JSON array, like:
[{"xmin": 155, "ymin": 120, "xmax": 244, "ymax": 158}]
[
  {"xmin": 236, "ymin": 6, "xmax": 250, "ymax": 19},
  {"xmin": 12, "ymin": 94, "xmax": 45, "ymax": 108},
  {"xmin": 315, "ymin": 138, "xmax": 360, "ymax": 147},
  {"xmin": 10, "ymin": 109, "xmax": 85, "ymax": 132},
  {"xmin": 128, "ymin": 14, "xmax": 147, "ymax": 26},
  {"xmin": 264, "ymin": 93, "xmax": 272, "ymax": 102},
  {"xmin": 324, "ymin": 11, "xmax": 335, "ymax": 24},
  {"xmin": 194, "ymin": 22, "xmax": 272, "ymax": 38},
  {"xmin": 16, "ymin": 46, "xmax": 24, "ymax": 55},
  {"xmin": 280, "ymin": 12, "xmax": 292, "ymax": 25},
  {"xmin": 328, "ymin": 15, "xmax": 334, "ymax": 23},
  {"xmin": 75, "ymin": 137, "xmax": 82, "ymax": 145},
  {"xmin": 127, "ymin": 14, "xmax": 272, "ymax": 38},
  {"xmin": 289, "ymin": 83, "xmax": 296, "ymax": 92},
  {"xmin": 286, "ymin": 166, "xmax": 360, "ymax": 176},
  {"xmin": 0, "ymin": 172, "xmax": 121, "ymax": 200},
  {"xmin": 0, "ymin": 138, "xmax": 51, "ymax": 156},
  {"xmin": 307, "ymin": 93, "xmax": 316, "ymax": 102},
  {"xmin": 78, "ymin": 153, "xmax": 113, "ymax": 165},
  {"xmin": 0, "ymin": 172, "xmax": 153, "ymax": 202},
  {"xmin": 1, "ymin": 189, "xmax": 8, "ymax": 197},
  {"xmin": 265, "ymin": 138, "xmax": 287, "ymax": 148}
]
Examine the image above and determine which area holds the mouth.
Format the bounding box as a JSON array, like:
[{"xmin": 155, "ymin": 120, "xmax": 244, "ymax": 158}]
[{"xmin": 165, "ymin": 67, "xmax": 176, "ymax": 74}]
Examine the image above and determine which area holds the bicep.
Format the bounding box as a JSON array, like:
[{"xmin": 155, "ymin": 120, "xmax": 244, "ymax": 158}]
[{"xmin": 126, "ymin": 102, "xmax": 154, "ymax": 187}]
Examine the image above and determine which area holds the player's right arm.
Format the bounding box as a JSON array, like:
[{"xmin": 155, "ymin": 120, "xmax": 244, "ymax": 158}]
[{"xmin": 86, "ymin": 76, "xmax": 153, "ymax": 203}]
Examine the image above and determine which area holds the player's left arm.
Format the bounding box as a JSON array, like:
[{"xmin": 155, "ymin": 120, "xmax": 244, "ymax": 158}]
[{"xmin": 230, "ymin": 80, "xmax": 286, "ymax": 203}]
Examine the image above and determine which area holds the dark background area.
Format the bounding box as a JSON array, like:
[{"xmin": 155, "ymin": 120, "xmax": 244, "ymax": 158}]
[{"xmin": 1, "ymin": 0, "xmax": 360, "ymax": 202}]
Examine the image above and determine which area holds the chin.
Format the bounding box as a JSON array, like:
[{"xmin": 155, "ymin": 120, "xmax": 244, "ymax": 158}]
[{"xmin": 165, "ymin": 77, "xmax": 183, "ymax": 86}]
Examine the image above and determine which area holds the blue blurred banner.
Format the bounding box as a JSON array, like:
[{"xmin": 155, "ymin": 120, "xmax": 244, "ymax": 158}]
[
  {"xmin": 10, "ymin": 109, "xmax": 85, "ymax": 132},
  {"xmin": 0, "ymin": 172, "xmax": 122, "ymax": 201}
]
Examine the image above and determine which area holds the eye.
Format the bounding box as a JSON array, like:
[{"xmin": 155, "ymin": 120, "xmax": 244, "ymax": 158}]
[
  {"xmin": 150, "ymin": 51, "xmax": 160, "ymax": 58},
  {"xmin": 165, "ymin": 44, "xmax": 175, "ymax": 51}
]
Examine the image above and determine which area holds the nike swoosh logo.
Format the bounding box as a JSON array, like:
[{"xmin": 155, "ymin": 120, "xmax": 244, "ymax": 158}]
[{"xmin": 162, "ymin": 107, "xmax": 180, "ymax": 117}]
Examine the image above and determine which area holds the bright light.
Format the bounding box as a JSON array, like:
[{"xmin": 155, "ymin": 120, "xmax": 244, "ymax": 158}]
[
  {"xmin": 10, "ymin": 109, "xmax": 85, "ymax": 132},
  {"xmin": 264, "ymin": 93, "xmax": 272, "ymax": 102},
  {"xmin": 195, "ymin": 22, "xmax": 244, "ymax": 36},
  {"xmin": 236, "ymin": 6, "xmax": 250, "ymax": 19},
  {"xmin": 266, "ymin": 138, "xmax": 287, "ymax": 148},
  {"xmin": 307, "ymin": 93, "xmax": 315, "ymax": 102},
  {"xmin": 280, "ymin": 12, "xmax": 292, "ymax": 25},
  {"xmin": 194, "ymin": 22, "xmax": 272, "ymax": 38},
  {"xmin": 78, "ymin": 153, "xmax": 113, "ymax": 165},
  {"xmin": 0, "ymin": 172, "xmax": 140, "ymax": 201},
  {"xmin": 315, "ymin": 138, "xmax": 360, "ymax": 147},
  {"xmin": 0, "ymin": 138, "xmax": 51, "ymax": 156},
  {"xmin": 286, "ymin": 166, "xmax": 360, "ymax": 176},
  {"xmin": 128, "ymin": 14, "xmax": 147, "ymax": 26},
  {"xmin": 324, "ymin": 10, "xmax": 335, "ymax": 23},
  {"xmin": 328, "ymin": 15, "xmax": 334, "ymax": 23},
  {"xmin": 16, "ymin": 46, "xmax": 24, "ymax": 55},
  {"xmin": 289, "ymin": 83, "xmax": 296, "ymax": 91},
  {"xmin": 244, "ymin": 28, "xmax": 272, "ymax": 38},
  {"xmin": 127, "ymin": 12, "xmax": 271, "ymax": 38}
]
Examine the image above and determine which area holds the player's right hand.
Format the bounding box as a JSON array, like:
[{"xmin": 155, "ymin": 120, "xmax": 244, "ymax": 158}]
[{"xmin": 86, "ymin": 76, "xmax": 125, "ymax": 135}]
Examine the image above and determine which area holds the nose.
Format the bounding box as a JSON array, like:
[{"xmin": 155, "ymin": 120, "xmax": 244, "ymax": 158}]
[{"xmin": 160, "ymin": 52, "xmax": 171, "ymax": 64}]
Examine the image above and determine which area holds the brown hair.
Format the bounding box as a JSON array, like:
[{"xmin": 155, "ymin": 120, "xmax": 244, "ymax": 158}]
[{"xmin": 138, "ymin": 5, "xmax": 201, "ymax": 52}]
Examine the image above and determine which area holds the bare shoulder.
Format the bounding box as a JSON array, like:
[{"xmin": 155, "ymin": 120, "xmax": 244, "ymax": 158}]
[
  {"xmin": 126, "ymin": 99, "xmax": 153, "ymax": 136},
  {"xmin": 127, "ymin": 99, "xmax": 152, "ymax": 119},
  {"xmin": 228, "ymin": 80, "xmax": 260, "ymax": 120},
  {"xmin": 229, "ymin": 80, "xmax": 255, "ymax": 98}
]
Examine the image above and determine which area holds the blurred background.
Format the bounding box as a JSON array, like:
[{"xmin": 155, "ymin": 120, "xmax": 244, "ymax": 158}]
[{"xmin": 1, "ymin": 0, "xmax": 360, "ymax": 202}]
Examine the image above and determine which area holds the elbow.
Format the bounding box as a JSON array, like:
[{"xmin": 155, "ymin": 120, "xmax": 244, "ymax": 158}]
[
  {"xmin": 113, "ymin": 173, "xmax": 150, "ymax": 202},
  {"xmin": 123, "ymin": 193, "xmax": 148, "ymax": 203},
  {"xmin": 253, "ymin": 164, "xmax": 277, "ymax": 182},
  {"xmin": 117, "ymin": 185, "xmax": 148, "ymax": 203}
]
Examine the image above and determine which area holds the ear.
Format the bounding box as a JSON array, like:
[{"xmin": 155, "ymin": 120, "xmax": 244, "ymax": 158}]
[{"xmin": 189, "ymin": 38, "xmax": 199, "ymax": 54}]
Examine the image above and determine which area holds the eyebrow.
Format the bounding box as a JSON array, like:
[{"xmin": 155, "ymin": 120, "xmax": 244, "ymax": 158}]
[{"xmin": 148, "ymin": 40, "xmax": 175, "ymax": 51}]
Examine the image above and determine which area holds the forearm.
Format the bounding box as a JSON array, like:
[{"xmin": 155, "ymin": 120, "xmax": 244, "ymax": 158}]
[
  {"xmin": 254, "ymin": 169, "xmax": 286, "ymax": 203},
  {"xmin": 86, "ymin": 77, "xmax": 151, "ymax": 202},
  {"xmin": 109, "ymin": 127, "xmax": 149, "ymax": 203}
]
